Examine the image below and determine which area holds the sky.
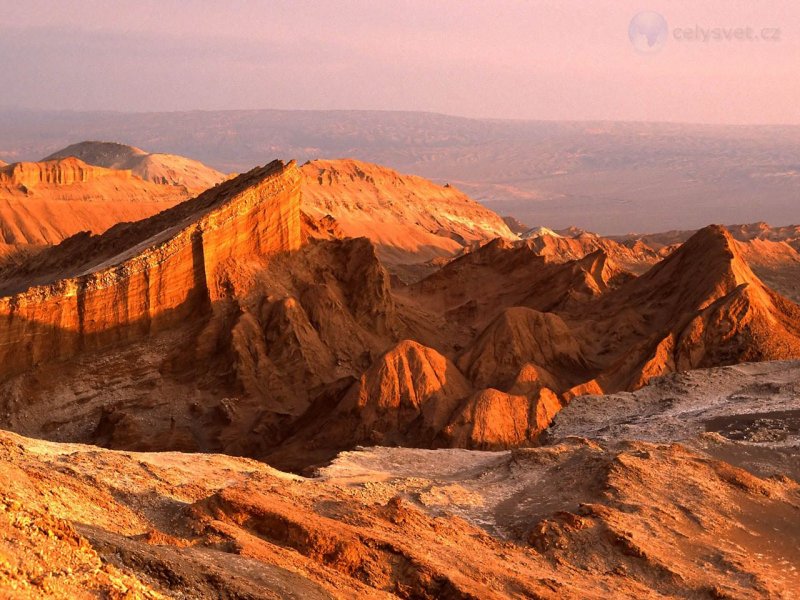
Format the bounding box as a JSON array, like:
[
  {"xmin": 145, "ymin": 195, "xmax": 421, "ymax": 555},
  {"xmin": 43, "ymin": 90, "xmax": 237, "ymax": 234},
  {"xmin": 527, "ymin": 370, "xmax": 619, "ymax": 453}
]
[{"xmin": 1, "ymin": 0, "xmax": 798, "ymax": 124}]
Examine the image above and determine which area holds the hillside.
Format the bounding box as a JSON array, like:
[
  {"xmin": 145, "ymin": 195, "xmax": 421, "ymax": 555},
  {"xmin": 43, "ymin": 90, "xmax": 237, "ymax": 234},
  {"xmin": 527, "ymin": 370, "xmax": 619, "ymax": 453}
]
[
  {"xmin": 44, "ymin": 140, "xmax": 226, "ymax": 194},
  {"xmin": 0, "ymin": 157, "xmax": 189, "ymax": 249},
  {"xmin": 300, "ymin": 158, "xmax": 516, "ymax": 265}
]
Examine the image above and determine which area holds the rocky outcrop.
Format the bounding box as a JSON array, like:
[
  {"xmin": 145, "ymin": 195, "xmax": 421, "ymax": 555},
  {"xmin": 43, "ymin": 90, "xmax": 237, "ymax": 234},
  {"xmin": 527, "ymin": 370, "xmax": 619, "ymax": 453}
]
[
  {"xmin": 0, "ymin": 157, "xmax": 134, "ymax": 187},
  {"xmin": 441, "ymin": 387, "xmax": 561, "ymax": 449},
  {"xmin": 294, "ymin": 340, "xmax": 473, "ymax": 450},
  {"xmin": 276, "ymin": 337, "xmax": 569, "ymax": 457},
  {"xmin": 591, "ymin": 225, "xmax": 800, "ymax": 391},
  {"xmin": 300, "ymin": 158, "xmax": 516, "ymax": 265},
  {"xmin": 0, "ymin": 157, "xmax": 190, "ymax": 247},
  {"xmin": 458, "ymin": 307, "xmax": 586, "ymax": 391},
  {"xmin": 0, "ymin": 160, "xmax": 301, "ymax": 379},
  {"xmin": 407, "ymin": 224, "xmax": 800, "ymax": 404},
  {"xmin": 405, "ymin": 239, "xmax": 631, "ymax": 337},
  {"xmin": 44, "ymin": 141, "xmax": 226, "ymax": 193},
  {"xmin": 524, "ymin": 230, "xmax": 661, "ymax": 274}
]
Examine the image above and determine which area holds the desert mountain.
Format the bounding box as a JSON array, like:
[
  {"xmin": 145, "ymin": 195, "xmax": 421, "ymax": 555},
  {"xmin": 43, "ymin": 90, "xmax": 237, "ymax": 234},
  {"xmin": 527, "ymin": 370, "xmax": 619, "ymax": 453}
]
[
  {"xmin": 44, "ymin": 140, "xmax": 226, "ymax": 194},
  {"xmin": 0, "ymin": 160, "xmax": 412, "ymax": 465},
  {"xmin": 403, "ymin": 238, "xmax": 631, "ymax": 340},
  {"xmin": 521, "ymin": 230, "xmax": 661, "ymax": 274},
  {"xmin": 611, "ymin": 221, "xmax": 800, "ymax": 302},
  {"xmin": 300, "ymin": 158, "xmax": 517, "ymax": 266},
  {"xmin": 0, "ymin": 157, "xmax": 190, "ymax": 249},
  {"xmin": 501, "ymin": 215, "xmax": 529, "ymax": 234},
  {"xmin": 573, "ymin": 225, "xmax": 800, "ymax": 392},
  {"xmin": 1, "ymin": 160, "xmax": 800, "ymax": 470},
  {"xmin": 491, "ymin": 220, "xmax": 800, "ymax": 302},
  {"xmin": 403, "ymin": 224, "xmax": 800, "ymax": 401}
]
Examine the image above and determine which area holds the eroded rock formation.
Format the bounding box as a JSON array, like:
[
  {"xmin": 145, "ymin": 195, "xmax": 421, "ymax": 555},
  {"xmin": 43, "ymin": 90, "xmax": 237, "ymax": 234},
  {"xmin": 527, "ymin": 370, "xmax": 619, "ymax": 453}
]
[
  {"xmin": 1, "ymin": 157, "xmax": 800, "ymax": 470},
  {"xmin": 44, "ymin": 141, "xmax": 226, "ymax": 193},
  {"xmin": 0, "ymin": 157, "xmax": 191, "ymax": 248}
]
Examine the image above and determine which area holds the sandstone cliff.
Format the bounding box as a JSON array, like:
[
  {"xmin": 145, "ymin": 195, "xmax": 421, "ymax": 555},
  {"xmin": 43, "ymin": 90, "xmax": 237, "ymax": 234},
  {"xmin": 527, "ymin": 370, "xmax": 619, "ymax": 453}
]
[{"xmin": 0, "ymin": 160, "xmax": 301, "ymax": 378}]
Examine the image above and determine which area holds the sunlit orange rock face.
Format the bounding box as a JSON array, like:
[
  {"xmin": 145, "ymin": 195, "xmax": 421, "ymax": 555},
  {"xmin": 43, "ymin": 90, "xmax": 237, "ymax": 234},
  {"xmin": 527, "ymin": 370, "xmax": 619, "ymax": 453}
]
[
  {"xmin": 0, "ymin": 157, "xmax": 190, "ymax": 248},
  {"xmin": 0, "ymin": 160, "xmax": 300, "ymax": 378},
  {"xmin": 43, "ymin": 141, "xmax": 227, "ymax": 193},
  {"xmin": 1, "ymin": 157, "xmax": 129, "ymax": 187},
  {"xmin": 300, "ymin": 158, "xmax": 517, "ymax": 266}
]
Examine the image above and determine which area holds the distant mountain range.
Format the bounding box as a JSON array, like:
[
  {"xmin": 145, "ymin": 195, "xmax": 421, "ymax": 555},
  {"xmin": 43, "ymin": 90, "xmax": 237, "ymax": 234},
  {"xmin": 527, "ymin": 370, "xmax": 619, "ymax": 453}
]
[{"xmin": 1, "ymin": 109, "xmax": 799, "ymax": 233}]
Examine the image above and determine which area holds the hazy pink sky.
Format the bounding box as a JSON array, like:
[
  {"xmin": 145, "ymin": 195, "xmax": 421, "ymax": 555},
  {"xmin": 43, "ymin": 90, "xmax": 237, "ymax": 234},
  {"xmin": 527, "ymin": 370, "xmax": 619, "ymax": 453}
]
[{"xmin": 1, "ymin": 0, "xmax": 798, "ymax": 124}]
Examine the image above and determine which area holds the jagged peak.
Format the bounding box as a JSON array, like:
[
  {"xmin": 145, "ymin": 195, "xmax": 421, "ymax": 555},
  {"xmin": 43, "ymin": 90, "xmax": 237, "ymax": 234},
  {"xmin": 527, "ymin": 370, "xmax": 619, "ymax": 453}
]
[{"xmin": 635, "ymin": 224, "xmax": 756, "ymax": 297}]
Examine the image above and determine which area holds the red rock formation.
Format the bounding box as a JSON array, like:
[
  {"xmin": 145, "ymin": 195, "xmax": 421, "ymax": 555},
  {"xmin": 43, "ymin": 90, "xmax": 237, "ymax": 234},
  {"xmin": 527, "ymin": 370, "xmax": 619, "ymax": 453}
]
[
  {"xmin": 404, "ymin": 239, "xmax": 630, "ymax": 339},
  {"xmin": 290, "ymin": 340, "xmax": 472, "ymax": 449},
  {"xmin": 300, "ymin": 158, "xmax": 516, "ymax": 265},
  {"xmin": 590, "ymin": 225, "xmax": 800, "ymax": 391},
  {"xmin": 0, "ymin": 160, "xmax": 301, "ymax": 378},
  {"xmin": 458, "ymin": 307, "xmax": 586, "ymax": 391},
  {"xmin": 44, "ymin": 141, "xmax": 226, "ymax": 193},
  {"xmin": 0, "ymin": 157, "xmax": 190, "ymax": 247},
  {"xmin": 524, "ymin": 230, "xmax": 661, "ymax": 274},
  {"xmin": 442, "ymin": 387, "xmax": 561, "ymax": 449},
  {"xmin": 2, "ymin": 159, "xmax": 800, "ymax": 468}
]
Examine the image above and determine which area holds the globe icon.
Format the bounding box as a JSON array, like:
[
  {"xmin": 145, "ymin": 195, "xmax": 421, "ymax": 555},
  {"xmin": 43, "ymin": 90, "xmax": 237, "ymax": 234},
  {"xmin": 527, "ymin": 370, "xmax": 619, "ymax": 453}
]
[{"xmin": 628, "ymin": 12, "xmax": 668, "ymax": 53}]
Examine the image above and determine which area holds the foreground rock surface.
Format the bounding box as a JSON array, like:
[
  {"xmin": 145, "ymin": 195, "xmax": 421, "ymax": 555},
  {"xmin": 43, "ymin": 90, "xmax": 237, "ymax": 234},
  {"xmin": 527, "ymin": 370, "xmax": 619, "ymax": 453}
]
[{"xmin": 0, "ymin": 422, "xmax": 797, "ymax": 599}]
